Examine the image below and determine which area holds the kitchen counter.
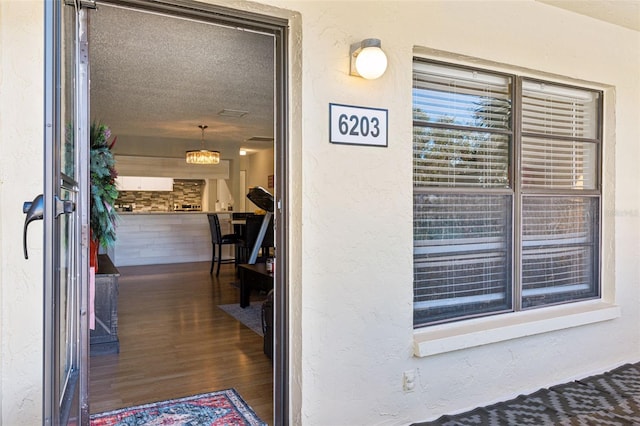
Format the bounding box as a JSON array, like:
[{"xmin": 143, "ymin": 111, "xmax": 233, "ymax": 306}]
[
  {"xmin": 117, "ymin": 211, "xmax": 234, "ymax": 215},
  {"xmin": 112, "ymin": 212, "xmax": 235, "ymax": 267}
]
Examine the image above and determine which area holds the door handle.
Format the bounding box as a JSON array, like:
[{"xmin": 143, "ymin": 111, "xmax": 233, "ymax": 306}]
[
  {"xmin": 55, "ymin": 197, "xmax": 75, "ymax": 218},
  {"xmin": 23, "ymin": 194, "xmax": 44, "ymax": 259}
]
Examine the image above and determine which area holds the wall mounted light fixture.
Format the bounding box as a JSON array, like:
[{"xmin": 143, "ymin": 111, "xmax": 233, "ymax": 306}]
[{"xmin": 349, "ymin": 38, "xmax": 388, "ymax": 80}]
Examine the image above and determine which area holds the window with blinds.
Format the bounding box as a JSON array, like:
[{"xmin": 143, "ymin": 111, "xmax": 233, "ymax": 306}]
[
  {"xmin": 521, "ymin": 197, "xmax": 598, "ymax": 308},
  {"xmin": 413, "ymin": 61, "xmax": 512, "ymax": 189},
  {"xmin": 413, "ymin": 193, "xmax": 512, "ymax": 324},
  {"xmin": 413, "ymin": 59, "xmax": 602, "ymax": 327}
]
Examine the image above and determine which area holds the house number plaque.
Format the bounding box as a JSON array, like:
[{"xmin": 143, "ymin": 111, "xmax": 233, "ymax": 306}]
[{"xmin": 329, "ymin": 103, "xmax": 388, "ymax": 147}]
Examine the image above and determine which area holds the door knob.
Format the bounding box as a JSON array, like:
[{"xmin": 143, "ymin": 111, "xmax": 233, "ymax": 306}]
[{"xmin": 23, "ymin": 194, "xmax": 44, "ymax": 259}]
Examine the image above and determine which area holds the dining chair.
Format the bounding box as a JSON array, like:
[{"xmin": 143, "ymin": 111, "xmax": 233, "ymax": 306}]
[
  {"xmin": 239, "ymin": 214, "xmax": 274, "ymax": 264},
  {"xmin": 207, "ymin": 213, "xmax": 240, "ymax": 276}
]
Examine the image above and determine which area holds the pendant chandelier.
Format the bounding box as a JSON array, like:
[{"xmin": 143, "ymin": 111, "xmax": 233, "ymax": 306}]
[{"xmin": 186, "ymin": 124, "xmax": 220, "ymax": 164}]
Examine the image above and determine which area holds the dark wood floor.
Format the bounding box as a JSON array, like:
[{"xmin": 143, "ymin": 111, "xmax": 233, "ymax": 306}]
[{"xmin": 89, "ymin": 261, "xmax": 273, "ymax": 424}]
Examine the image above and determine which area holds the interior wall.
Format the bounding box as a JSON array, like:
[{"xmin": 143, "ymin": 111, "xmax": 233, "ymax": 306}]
[
  {"xmin": 0, "ymin": 0, "xmax": 45, "ymax": 423},
  {"xmin": 248, "ymin": 148, "xmax": 275, "ymax": 192},
  {"xmin": 204, "ymin": 179, "xmax": 217, "ymax": 211},
  {"xmin": 246, "ymin": 0, "xmax": 639, "ymax": 424},
  {"xmin": 246, "ymin": 148, "xmax": 275, "ymax": 211},
  {"xmin": 216, "ymin": 179, "xmax": 234, "ymax": 210}
]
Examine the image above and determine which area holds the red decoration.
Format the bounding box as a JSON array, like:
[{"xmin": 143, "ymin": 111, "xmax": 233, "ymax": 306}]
[{"xmin": 90, "ymin": 237, "xmax": 99, "ymax": 273}]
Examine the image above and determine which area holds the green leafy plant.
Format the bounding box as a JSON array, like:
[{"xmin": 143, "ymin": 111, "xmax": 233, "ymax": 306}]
[{"xmin": 90, "ymin": 122, "xmax": 119, "ymax": 248}]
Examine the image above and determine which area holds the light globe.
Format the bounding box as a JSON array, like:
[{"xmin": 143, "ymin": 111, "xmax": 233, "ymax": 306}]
[{"xmin": 355, "ymin": 45, "xmax": 387, "ymax": 79}]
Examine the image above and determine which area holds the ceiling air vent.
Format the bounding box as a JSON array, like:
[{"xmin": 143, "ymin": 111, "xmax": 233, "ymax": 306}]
[
  {"xmin": 218, "ymin": 109, "xmax": 248, "ymax": 118},
  {"xmin": 246, "ymin": 136, "xmax": 274, "ymax": 142}
]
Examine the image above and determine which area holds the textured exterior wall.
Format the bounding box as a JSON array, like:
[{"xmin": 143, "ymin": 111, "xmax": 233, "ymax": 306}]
[
  {"xmin": 0, "ymin": 0, "xmax": 45, "ymax": 424},
  {"xmin": 253, "ymin": 0, "xmax": 640, "ymax": 424}
]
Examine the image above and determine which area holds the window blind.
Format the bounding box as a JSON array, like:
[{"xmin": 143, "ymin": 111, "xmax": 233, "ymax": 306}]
[
  {"xmin": 519, "ymin": 79, "xmax": 600, "ymax": 309},
  {"xmin": 413, "ymin": 60, "xmax": 514, "ymax": 326},
  {"xmin": 521, "ymin": 197, "xmax": 599, "ymax": 308},
  {"xmin": 413, "ymin": 62, "xmax": 512, "ymax": 189},
  {"xmin": 521, "ymin": 80, "xmax": 599, "ymax": 190},
  {"xmin": 413, "ymin": 128, "xmax": 510, "ymax": 188},
  {"xmin": 413, "ymin": 62, "xmax": 512, "ymax": 131},
  {"xmin": 521, "ymin": 136, "xmax": 597, "ymax": 190},
  {"xmin": 522, "ymin": 81, "xmax": 598, "ymax": 139},
  {"xmin": 413, "ymin": 193, "xmax": 512, "ymax": 325}
]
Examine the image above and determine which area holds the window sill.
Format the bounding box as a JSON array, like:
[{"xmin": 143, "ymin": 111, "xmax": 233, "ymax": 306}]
[{"xmin": 413, "ymin": 301, "xmax": 620, "ymax": 357}]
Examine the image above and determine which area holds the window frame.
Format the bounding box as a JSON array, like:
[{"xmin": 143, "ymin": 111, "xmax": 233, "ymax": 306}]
[{"xmin": 413, "ymin": 57, "xmax": 604, "ymax": 328}]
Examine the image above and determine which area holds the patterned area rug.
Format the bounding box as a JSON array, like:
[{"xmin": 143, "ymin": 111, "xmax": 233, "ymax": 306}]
[
  {"xmin": 90, "ymin": 389, "xmax": 266, "ymax": 426},
  {"xmin": 218, "ymin": 303, "xmax": 264, "ymax": 336},
  {"xmin": 413, "ymin": 362, "xmax": 640, "ymax": 426}
]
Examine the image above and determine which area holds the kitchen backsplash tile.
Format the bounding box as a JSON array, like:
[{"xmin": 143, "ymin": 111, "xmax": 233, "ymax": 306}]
[{"xmin": 116, "ymin": 179, "xmax": 205, "ymax": 212}]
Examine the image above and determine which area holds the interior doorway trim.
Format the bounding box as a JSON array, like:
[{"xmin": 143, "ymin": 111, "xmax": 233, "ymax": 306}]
[{"xmin": 94, "ymin": 1, "xmax": 290, "ymax": 423}]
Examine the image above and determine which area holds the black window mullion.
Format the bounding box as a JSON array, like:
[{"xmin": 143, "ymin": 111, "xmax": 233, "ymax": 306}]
[{"xmin": 521, "ymin": 132, "xmax": 600, "ymax": 144}]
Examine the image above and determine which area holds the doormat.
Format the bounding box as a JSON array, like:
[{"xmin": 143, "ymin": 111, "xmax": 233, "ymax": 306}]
[
  {"xmin": 218, "ymin": 303, "xmax": 264, "ymax": 336},
  {"xmin": 90, "ymin": 388, "xmax": 266, "ymax": 426},
  {"xmin": 413, "ymin": 362, "xmax": 640, "ymax": 425}
]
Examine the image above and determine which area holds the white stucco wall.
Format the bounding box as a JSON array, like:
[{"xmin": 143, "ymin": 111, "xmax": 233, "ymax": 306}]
[
  {"xmin": 250, "ymin": 0, "xmax": 640, "ymax": 424},
  {"xmin": 1, "ymin": 0, "xmax": 639, "ymax": 425},
  {"xmin": 0, "ymin": 0, "xmax": 45, "ymax": 424}
]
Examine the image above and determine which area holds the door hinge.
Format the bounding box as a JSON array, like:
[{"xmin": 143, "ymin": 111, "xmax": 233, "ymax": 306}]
[
  {"xmin": 79, "ymin": 39, "xmax": 89, "ymax": 64},
  {"xmin": 65, "ymin": 0, "xmax": 97, "ymax": 9},
  {"xmin": 80, "ymin": 0, "xmax": 97, "ymax": 9}
]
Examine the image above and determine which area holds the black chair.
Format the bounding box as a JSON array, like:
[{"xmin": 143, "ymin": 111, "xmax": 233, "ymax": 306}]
[
  {"xmin": 238, "ymin": 214, "xmax": 274, "ymax": 264},
  {"xmin": 231, "ymin": 212, "xmax": 256, "ymax": 240},
  {"xmin": 207, "ymin": 213, "xmax": 239, "ymax": 276}
]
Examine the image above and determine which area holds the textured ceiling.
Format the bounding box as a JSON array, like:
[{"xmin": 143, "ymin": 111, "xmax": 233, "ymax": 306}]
[{"xmin": 89, "ymin": 4, "xmax": 275, "ymax": 160}]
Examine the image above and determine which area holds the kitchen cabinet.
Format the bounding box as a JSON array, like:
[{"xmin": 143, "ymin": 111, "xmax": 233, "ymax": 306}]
[{"xmin": 116, "ymin": 176, "xmax": 174, "ymax": 191}]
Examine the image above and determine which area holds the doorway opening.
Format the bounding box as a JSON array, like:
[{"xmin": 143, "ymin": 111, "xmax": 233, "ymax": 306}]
[{"xmin": 86, "ymin": 1, "xmax": 288, "ymax": 424}]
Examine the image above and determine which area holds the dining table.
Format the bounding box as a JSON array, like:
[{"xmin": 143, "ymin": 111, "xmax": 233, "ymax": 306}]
[{"xmin": 238, "ymin": 262, "xmax": 273, "ymax": 307}]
